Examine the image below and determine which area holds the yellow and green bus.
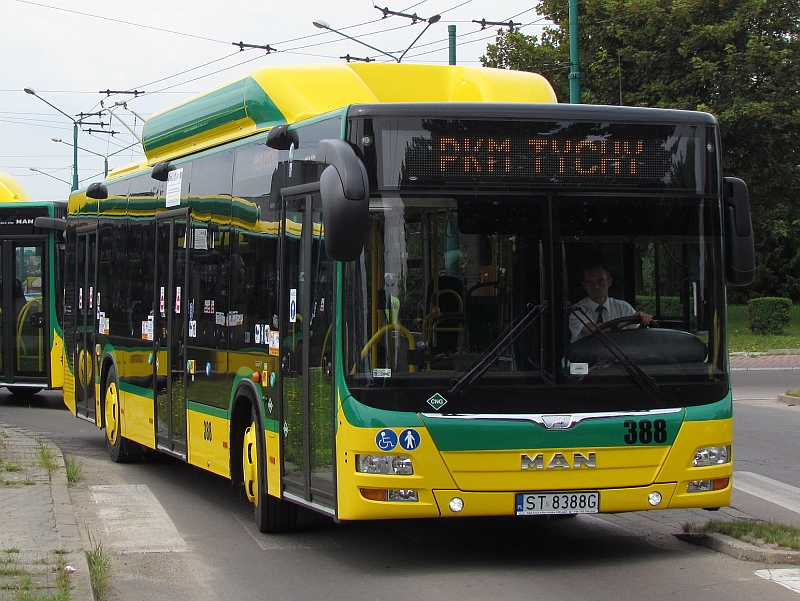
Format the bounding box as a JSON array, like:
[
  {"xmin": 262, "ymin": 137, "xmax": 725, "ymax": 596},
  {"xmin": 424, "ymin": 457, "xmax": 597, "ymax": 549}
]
[
  {"xmin": 0, "ymin": 172, "xmax": 65, "ymax": 397},
  {"xmin": 62, "ymin": 63, "xmax": 755, "ymax": 532}
]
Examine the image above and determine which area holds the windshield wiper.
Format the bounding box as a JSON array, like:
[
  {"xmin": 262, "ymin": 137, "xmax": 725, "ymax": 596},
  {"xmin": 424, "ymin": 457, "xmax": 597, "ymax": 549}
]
[
  {"xmin": 570, "ymin": 306, "xmax": 660, "ymax": 395},
  {"xmin": 448, "ymin": 303, "xmax": 546, "ymax": 396}
]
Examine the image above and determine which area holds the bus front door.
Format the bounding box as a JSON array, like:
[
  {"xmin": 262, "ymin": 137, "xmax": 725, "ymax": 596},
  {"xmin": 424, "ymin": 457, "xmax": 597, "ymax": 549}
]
[
  {"xmin": 153, "ymin": 211, "xmax": 189, "ymax": 457},
  {"xmin": 74, "ymin": 228, "xmax": 97, "ymax": 420},
  {"xmin": 280, "ymin": 192, "xmax": 335, "ymax": 511},
  {"xmin": 0, "ymin": 239, "xmax": 47, "ymax": 391}
]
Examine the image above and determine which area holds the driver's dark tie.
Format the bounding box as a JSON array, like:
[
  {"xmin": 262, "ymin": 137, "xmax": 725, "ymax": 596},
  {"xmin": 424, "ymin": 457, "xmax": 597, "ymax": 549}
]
[{"xmin": 596, "ymin": 305, "xmax": 605, "ymax": 325}]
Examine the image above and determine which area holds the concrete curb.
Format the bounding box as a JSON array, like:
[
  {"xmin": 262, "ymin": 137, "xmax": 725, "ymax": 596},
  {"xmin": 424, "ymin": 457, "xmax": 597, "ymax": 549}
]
[
  {"xmin": 51, "ymin": 444, "xmax": 95, "ymax": 600},
  {"xmin": 778, "ymin": 394, "xmax": 799, "ymax": 406},
  {"xmin": 677, "ymin": 533, "xmax": 800, "ymax": 565}
]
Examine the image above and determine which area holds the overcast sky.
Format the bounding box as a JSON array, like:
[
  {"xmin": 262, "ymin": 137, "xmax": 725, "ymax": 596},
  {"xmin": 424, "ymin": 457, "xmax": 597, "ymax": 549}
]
[{"xmin": 1, "ymin": 0, "xmax": 551, "ymax": 200}]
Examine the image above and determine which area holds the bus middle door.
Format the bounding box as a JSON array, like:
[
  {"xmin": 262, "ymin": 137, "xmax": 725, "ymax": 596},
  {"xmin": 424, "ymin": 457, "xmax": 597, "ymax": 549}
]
[{"xmin": 153, "ymin": 210, "xmax": 189, "ymax": 457}]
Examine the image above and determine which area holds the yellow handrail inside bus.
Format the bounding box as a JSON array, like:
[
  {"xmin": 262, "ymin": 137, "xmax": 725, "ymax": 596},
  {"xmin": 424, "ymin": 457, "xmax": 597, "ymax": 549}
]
[{"xmin": 17, "ymin": 297, "xmax": 43, "ymax": 372}]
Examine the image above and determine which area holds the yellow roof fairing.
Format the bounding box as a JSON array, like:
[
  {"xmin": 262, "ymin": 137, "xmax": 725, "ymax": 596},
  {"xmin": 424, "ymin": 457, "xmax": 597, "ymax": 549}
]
[{"xmin": 139, "ymin": 63, "xmax": 557, "ymax": 165}]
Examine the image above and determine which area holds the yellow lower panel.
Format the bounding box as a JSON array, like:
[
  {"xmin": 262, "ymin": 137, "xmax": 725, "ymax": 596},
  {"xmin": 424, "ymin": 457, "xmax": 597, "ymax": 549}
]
[
  {"xmin": 187, "ymin": 410, "xmax": 231, "ymax": 478},
  {"xmin": 120, "ymin": 389, "xmax": 155, "ymax": 450},
  {"xmin": 63, "ymin": 369, "xmax": 76, "ymax": 414},
  {"xmin": 266, "ymin": 431, "xmax": 281, "ymax": 498},
  {"xmin": 50, "ymin": 331, "xmax": 64, "ymax": 389},
  {"xmin": 442, "ymin": 446, "xmax": 670, "ymax": 491}
]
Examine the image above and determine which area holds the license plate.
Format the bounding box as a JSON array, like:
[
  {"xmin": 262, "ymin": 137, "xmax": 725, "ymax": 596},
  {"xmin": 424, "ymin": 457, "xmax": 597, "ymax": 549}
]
[{"xmin": 515, "ymin": 492, "xmax": 599, "ymax": 515}]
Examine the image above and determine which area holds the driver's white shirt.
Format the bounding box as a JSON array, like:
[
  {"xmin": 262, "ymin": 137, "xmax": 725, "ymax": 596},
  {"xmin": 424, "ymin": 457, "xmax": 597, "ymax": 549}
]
[{"xmin": 569, "ymin": 296, "xmax": 636, "ymax": 342}]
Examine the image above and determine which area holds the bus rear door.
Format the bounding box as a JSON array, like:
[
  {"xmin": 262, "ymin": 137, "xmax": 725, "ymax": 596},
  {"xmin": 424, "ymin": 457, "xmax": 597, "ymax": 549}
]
[{"xmin": 74, "ymin": 226, "xmax": 97, "ymax": 419}]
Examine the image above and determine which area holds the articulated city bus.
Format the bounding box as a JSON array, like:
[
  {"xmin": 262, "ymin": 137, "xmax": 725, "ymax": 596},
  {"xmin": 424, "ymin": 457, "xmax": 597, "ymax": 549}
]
[
  {"xmin": 0, "ymin": 172, "xmax": 65, "ymax": 397},
  {"xmin": 63, "ymin": 63, "xmax": 754, "ymax": 532}
]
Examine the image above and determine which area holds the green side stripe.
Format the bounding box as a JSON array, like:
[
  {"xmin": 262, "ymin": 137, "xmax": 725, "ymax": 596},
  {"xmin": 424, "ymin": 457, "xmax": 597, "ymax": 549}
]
[
  {"xmin": 188, "ymin": 401, "xmax": 228, "ymax": 419},
  {"xmin": 143, "ymin": 77, "xmax": 285, "ymax": 153}
]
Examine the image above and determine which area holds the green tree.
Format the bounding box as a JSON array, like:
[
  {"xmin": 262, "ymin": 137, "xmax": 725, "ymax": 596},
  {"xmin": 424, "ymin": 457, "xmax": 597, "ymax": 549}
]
[{"xmin": 482, "ymin": 0, "xmax": 800, "ymax": 301}]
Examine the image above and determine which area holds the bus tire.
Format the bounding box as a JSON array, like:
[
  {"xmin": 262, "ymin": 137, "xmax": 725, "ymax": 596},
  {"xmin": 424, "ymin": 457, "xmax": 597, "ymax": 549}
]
[
  {"xmin": 7, "ymin": 387, "xmax": 42, "ymax": 398},
  {"xmin": 242, "ymin": 405, "xmax": 297, "ymax": 533},
  {"xmin": 103, "ymin": 365, "xmax": 141, "ymax": 463}
]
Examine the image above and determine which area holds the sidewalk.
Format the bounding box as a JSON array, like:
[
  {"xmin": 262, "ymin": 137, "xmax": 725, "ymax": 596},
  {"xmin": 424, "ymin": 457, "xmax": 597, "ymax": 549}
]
[
  {"xmin": 0, "ymin": 423, "xmax": 94, "ymax": 600},
  {"xmin": 730, "ymin": 349, "xmax": 800, "ymax": 370}
]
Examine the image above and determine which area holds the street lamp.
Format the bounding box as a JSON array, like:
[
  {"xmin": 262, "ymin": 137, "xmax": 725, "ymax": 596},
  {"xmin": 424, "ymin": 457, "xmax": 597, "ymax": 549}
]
[
  {"xmin": 313, "ymin": 14, "xmax": 440, "ymax": 63},
  {"xmin": 29, "ymin": 167, "xmax": 71, "ymax": 188},
  {"xmin": 24, "ymin": 88, "xmax": 79, "ymax": 191}
]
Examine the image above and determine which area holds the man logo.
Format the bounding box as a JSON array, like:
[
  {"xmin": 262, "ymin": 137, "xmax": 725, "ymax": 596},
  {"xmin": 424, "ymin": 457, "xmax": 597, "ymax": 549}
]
[{"xmin": 521, "ymin": 452, "xmax": 596, "ymax": 470}]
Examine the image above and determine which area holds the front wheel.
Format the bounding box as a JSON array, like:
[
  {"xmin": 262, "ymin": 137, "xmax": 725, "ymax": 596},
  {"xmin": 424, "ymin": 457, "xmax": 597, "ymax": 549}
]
[
  {"xmin": 242, "ymin": 405, "xmax": 297, "ymax": 533},
  {"xmin": 104, "ymin": 365, "xmax": 142, "ymax": 463}
]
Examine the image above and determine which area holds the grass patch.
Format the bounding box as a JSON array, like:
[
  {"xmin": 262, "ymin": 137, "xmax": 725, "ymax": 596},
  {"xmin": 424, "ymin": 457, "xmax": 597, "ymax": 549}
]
[
  {"xmin": 684, "ymin": 519, "xmax": 800, "ymax": 550},
  {"xmin": 728, "ymin": 304, "xmax": 800, "ymax": 352},
  {"xmin": 86, "ymin": 536, "xmax": 111, "ymax": 601},
  {"xmin": 786, "ymin": 390, "xmax": 800, "ymax": 398},
  {"xmin": 0, "ymin": 550, "xmax": 71, "ymax": 601},
  {"xmin": 37, "ymin": 443, "xmax": 58, "ymax": 474},
  {"xmin": 64, "ymin": 456, "xmax": 81, "ymax": 486}
]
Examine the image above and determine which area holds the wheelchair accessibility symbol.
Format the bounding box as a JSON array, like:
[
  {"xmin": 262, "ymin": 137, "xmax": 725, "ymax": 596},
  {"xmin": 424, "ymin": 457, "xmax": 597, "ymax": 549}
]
[{"xmin": 375, "ymin": 429, "xmax": 398, "ymax": 451}]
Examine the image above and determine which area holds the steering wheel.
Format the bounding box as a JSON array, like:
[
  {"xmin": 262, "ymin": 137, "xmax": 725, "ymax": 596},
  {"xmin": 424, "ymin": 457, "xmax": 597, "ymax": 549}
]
[{"xmin": 600, "ymin": 314, "xmax": 659, "ymax": 332}]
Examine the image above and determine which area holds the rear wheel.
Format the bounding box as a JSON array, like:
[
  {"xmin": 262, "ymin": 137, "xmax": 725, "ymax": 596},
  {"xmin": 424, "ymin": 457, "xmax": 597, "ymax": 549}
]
[
  {"xmin": 242, "ymin": 405, "xmax": 297, "ymax": 533},
  {"xmin": 104, "ymin": 365, "xmax": 142, "ymax": 463}
]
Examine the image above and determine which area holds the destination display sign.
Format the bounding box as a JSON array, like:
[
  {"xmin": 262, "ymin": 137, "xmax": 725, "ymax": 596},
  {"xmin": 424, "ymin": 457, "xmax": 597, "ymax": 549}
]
[{"xmin": 376, "ymin": 119, "xmax": 708, "ymax": 191}]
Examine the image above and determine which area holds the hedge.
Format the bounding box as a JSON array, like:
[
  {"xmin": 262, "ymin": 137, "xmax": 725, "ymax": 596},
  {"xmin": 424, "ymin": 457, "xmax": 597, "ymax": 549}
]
[{"xmin": 747, "ymin": 297, "xmax": 791, "ymax": 335}]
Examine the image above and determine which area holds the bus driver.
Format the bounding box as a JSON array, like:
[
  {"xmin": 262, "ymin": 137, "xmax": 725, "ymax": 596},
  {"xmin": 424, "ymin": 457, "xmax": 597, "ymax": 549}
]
[{"xmin": 569, "ymin": 264, "xmax": 653, "ymax": 342}]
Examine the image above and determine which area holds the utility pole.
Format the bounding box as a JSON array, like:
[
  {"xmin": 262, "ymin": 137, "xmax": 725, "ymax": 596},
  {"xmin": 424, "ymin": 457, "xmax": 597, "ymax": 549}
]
[{"xmin": 569, "ymin": 0, "xmax": 581, "ymax": 103}]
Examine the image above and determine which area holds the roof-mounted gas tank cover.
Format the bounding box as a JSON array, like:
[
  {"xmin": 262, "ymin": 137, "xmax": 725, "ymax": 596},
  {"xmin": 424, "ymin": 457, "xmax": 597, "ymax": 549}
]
[
  {"xmin": 86, "ymin": 182, "xmax": 108, "ymax": 200},
  {"xmin": 151, "ymin": 161, "xmax": 173, "ymax": 182},
  {"xmin": 317, "ymin": 139, "xmax": 369, "ymax": 262},
  {"xmin": 266, "ymin": 124, "xmax": 299, "ymax": 151}
]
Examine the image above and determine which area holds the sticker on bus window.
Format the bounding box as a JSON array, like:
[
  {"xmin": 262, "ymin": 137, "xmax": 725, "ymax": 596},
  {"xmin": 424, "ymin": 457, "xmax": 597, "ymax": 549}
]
[
  {"xmin": 166, "ymin": 168, "xmax": 183, "ymax": 207},
  {"xmin": 569, "ymin": 363, "xmax": 589, "ymax": 375},
  {"xmin": 373, "ymin": 368, "xmax": 391, "ymax": 378},
  {"xmin": 189, "ymin": 320, "xmax": 197, "ymax": 338},
  {"xmin": 269, "ymin": 331, "xmax": 279, "ymax": 356}
]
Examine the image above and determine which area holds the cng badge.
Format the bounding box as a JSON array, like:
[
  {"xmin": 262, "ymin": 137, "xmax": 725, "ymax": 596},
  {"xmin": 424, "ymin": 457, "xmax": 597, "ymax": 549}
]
[{"xmin": 426, "ymin": 393, "xmax": 448, "ymax": 411}]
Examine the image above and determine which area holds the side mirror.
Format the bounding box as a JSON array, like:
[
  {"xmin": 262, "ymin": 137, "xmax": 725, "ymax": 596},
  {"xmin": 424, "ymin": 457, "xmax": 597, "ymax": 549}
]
[
  {"xmin": 151, "ymin": 161, "xmax": 172, "ymax": 182},
  {"xmin": 723, "ymin": 177, "xmax": 755, "ymax": 286},
  {"xmin": 86, "ymin": 182, "xmax": 108, "ymax": 200},
  {"xmin": 266, "ymin": 124, "xmax": 299, "ymax": 150},
  {"xmin": 317, "ymin": 139, "xmax": 369, "ymax": 262}
]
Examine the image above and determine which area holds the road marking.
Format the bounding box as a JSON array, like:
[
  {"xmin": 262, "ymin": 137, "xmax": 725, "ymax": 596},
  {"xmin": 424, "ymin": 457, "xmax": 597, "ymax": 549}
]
[
  {"xmin": 754, "ymin": 569, "xmax": 800, "ymax": 594},
  {"xmin": 90, "ymin": 484, "xmax": 188, "ymax": 554},
  {"xmin": 733, "ymin": 472, "xmax": 800, "ymax": 514}
]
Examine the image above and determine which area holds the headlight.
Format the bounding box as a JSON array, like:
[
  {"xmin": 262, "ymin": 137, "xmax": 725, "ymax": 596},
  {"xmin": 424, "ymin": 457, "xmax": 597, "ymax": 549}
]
[
  {"xmin": 692, "ymin": 445, "xmax": 730, "ymax": 467},
  {"xmin": 356, "ymin": 454, "xmax": 414, "ymax": 475}
]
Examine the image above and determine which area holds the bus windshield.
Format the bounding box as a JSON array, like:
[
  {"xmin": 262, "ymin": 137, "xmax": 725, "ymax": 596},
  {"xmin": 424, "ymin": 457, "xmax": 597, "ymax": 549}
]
[{"xmin": 342, "ymin": 191, "xmax": 727, "ymax": 415}]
